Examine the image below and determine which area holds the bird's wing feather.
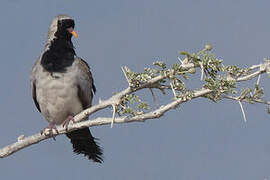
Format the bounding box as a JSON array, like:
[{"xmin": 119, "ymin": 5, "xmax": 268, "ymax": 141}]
[
  {"xmin": 75, "ymin": 57, "xmax": 96, "ymax": 109},
  {"xmin": 31, "ymin": 58, "xmax": 41, "ymax": 112}
]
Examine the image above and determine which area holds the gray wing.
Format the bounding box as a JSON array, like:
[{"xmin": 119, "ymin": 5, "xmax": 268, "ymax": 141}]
[
  {"xmin": 30, "ymin": 58, "xmax": 41, "ymax": 112},
  {"xmin": 75, "ymin": 57, "xmax": 96, "ymax": 109}
]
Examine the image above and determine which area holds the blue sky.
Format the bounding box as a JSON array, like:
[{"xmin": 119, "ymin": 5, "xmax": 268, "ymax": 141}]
[{"xmin": 0, "ymin": 0, "xmax": 270, "ymax": 179}]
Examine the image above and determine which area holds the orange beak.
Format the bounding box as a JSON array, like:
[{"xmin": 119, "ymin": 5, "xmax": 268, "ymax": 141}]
[
  {"xmin": 68, "ymin": 27, "xmax": 78, "ymax": 38},
  {"xmin": 70, "ymin": 30, "xmax": 78, "ymax": 38}
]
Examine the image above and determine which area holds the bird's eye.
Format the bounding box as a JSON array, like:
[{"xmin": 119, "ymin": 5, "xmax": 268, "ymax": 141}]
[{"xmin": 58, "ymin": 19, "xmax": 75, "ymax": 29}]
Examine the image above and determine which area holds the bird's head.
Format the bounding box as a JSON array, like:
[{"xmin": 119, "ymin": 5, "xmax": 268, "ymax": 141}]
[{"xmin": 47, "ymin": 15, "xmax": 78, "ymax": 43}]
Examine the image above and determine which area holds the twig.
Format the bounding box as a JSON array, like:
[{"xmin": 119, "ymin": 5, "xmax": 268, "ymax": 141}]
[
  {"xmin": 236, "ymin": 63, "xmax": 268, "ymax": 82},
  {"xmin": 249, "ymin": 64, "xmax": 261, "ymax": 70},
  {"xmin": 223, "ymin": 95, "xmax": 270, "ymax": 105}
]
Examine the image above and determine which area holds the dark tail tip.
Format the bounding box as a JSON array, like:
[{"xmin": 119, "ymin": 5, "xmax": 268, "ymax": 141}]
[{"xmin": 66, "ymin": 127, "xmax": 103, "ymax": 163}]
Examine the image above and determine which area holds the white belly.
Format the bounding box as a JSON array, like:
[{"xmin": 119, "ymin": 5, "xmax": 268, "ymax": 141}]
[{"xmin": 36, "ymin": 70, "xmax": 83, "ymax": 125}]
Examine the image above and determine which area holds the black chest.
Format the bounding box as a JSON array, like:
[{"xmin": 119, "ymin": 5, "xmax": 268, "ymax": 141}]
[{"xmin": 41, "ymin": 38, "xmax": 76, "ymax": 72}]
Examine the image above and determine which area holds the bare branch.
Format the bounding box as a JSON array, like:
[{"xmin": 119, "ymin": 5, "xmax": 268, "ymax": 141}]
[{"xmin": 0, "ymin": 88, "xmax": 211, "ymax": 158}]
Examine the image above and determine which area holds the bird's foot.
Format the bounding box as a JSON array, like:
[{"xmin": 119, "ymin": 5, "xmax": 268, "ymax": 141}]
[
  {"xmin": 62, "ymin": 115, "xmax": 75, "ymax": 131},
  {"xmin": 40, "ymin": 122, "xmax": 59, "ymax": 141}
]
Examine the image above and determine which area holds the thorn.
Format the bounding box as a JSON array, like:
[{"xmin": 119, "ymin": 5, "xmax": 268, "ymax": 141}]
[
  {"xmin": 111, "ymin": 104, "xmax": 116, "ymax": 128},
  {"xmin": 238, "ymin": 100, "xmax": 247, "ymax": 122},
  {"xmin": 199, "ymin": 62, "xmax": 204, "ymax": 81},
  {"xmin": 252, "ymin": 74, "xmax": 261, "ymax": 95},
  {"xmin": 160, "ymin": 88, "xmax": 166, "ymax": 95},
  {"xmin": 121, "ymin": 66, "xmax": 130, "ymax": 86},
  {"xmin": 170, "ymin": 81, "xmax": 177, "ymax": 98},
  {"xmin": 17, "ymin": 135, "xmax": 25, "ymax": 142},
  {"xmin": 256, "ymin": 74, "xmax": 261, "ymax": 86},
  {"xmin": 149, "ymin": 88, "xmax": 158, "ymax": 106},
  {"xmin": 178, "ymin": 57, "xmax": 183, "ymax": 64}
]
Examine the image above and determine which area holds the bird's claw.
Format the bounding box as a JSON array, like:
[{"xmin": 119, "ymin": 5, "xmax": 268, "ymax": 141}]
[
  {"xmin": 40, "ymin": 122, "xmax": 59, "ymax": 141},
  {"xmin": 62, "ymin": 115, "xmax": 75, "ymax": 131}
]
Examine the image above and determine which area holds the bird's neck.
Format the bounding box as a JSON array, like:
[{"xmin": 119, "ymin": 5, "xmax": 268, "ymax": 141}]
[{"xmin": 41, "ymin": 38, "xmax": 76, "ymax": 73}]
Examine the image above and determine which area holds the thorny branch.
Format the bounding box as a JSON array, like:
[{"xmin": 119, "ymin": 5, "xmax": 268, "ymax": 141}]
[{"xmin": 0, "ymin": 45, "xmax": 270, "ymax": 158}]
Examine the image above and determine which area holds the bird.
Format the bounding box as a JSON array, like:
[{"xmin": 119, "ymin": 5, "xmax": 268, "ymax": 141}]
[{"xmin": 30, "ymin": 15, "xmax": 103, "ymax": 163}]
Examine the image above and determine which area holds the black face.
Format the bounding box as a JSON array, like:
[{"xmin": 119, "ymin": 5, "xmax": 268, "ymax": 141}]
[
  {"xmin": 41, "ymin": 18, "xmax": 76, "ymax": 73},
  {"xmin": 54, "ymin": 19, "xmax": 75, "ymax": 39}
]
